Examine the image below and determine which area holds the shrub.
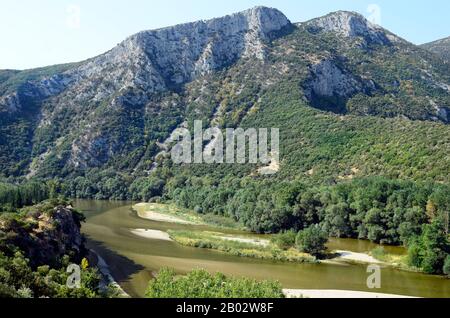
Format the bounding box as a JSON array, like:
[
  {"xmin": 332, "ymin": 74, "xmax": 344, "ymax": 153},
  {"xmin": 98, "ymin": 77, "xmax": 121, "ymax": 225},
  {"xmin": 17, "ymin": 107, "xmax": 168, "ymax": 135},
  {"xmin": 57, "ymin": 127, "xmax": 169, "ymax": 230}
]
[
  {"xmin": 271, "ymin": 230, "xmax": 296, "ymax": 250},
  {"xmin": 145, "ymin": 268, "xmax": 284, "ymax": 298},
  {"xmin": 407, "ymin": 242, "xmax": 423, "ymax": 268},
  {"xmin": 371, "ymin": 247, "xmax": 387, "ymax": 262}
]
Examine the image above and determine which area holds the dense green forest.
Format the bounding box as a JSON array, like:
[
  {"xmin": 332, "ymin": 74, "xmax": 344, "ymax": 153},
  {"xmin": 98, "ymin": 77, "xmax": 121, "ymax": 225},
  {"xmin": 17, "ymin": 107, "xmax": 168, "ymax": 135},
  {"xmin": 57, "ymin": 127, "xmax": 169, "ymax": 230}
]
[{"xmin": 1, "ymin": 175, "xmax": 448, "ymax": 275}]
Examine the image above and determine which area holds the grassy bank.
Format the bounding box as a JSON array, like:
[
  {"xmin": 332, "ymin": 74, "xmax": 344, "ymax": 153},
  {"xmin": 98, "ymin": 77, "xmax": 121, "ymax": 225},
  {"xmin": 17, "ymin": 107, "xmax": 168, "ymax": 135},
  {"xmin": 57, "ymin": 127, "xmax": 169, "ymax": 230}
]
[
  {"xmin": 370, "ymin": 247, "xmax": 421, "ymax": 273},
  {"xmin": 168, "ymin": 230, "xmax": 317, "ymax": 263}
]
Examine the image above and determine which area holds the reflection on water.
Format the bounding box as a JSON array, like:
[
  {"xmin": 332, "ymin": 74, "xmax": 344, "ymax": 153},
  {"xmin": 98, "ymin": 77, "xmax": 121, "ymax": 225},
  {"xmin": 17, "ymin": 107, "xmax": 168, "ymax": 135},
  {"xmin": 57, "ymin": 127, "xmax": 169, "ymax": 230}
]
[{"xmin": 74, "ymin": 200, "xmax": 450, "ymax": 298}]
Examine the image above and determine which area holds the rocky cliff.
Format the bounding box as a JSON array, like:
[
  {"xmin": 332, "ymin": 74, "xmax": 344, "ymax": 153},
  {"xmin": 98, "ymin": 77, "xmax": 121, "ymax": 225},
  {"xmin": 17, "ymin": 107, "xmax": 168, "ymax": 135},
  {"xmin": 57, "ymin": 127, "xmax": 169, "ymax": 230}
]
[{"xmin": 0, "ymin": 204, "xmax": 86, "ymax": 268}]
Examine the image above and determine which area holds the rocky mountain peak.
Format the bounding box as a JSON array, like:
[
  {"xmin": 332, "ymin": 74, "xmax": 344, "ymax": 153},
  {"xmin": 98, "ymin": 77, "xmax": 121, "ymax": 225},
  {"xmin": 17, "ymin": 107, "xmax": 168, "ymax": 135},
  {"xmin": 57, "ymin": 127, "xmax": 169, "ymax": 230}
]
[
  {"xmin": 305, "ymin": 10, "xmax": 391, "ymax": 45},
  {"xmin": 0, "ymin": 7, "xmax": 291, "ymax": 115},
  {"xmin": 238, "ymin": 6, "xmax": 292, "ymax": 39}
]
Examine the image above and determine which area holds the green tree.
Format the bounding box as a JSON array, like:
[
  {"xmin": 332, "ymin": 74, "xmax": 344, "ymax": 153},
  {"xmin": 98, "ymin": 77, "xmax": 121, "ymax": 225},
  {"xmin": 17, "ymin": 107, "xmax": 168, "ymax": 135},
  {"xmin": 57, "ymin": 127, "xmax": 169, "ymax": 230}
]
[
  {"xmin": 443, "ymin": 255, "xmax": 450, "ymax": 277},
  {"xmin": 407, "ymin": 219, "xmax": 449, "ymax": 274},
  {"xmin": 295, "ymin": 225, "xmax": 328, "ymax": 257},
  {"xmin": 420, "ymin": 220, "xmax": 449, "ymax": 274}
]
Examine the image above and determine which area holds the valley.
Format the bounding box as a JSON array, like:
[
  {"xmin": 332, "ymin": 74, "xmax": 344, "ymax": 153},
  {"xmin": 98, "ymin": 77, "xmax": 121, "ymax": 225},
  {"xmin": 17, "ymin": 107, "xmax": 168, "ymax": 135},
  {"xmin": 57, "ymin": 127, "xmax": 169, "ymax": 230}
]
[
  {"xmin": 1, "ymin": 5, "xmax": 450, "ymax": 299},
  {"xmin": 76, "ymin": 200, "xmax": 449, "ymax": 298}
]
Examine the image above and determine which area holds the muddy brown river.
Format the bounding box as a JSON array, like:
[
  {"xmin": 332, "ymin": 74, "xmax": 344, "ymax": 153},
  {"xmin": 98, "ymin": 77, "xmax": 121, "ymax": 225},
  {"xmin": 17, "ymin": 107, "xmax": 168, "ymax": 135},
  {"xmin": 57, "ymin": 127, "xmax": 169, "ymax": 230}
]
[{"xmin": 74, "ymin": 200, "xmax": 450, "ymax": 298}]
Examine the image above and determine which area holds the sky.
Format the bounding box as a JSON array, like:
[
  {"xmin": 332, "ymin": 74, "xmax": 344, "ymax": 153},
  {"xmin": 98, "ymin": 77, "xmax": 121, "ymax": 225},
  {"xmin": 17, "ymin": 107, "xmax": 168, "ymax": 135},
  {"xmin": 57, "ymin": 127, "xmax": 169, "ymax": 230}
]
[{"xmin": 1, "ymin": 0, "xmax": 449, "ymax": 70}]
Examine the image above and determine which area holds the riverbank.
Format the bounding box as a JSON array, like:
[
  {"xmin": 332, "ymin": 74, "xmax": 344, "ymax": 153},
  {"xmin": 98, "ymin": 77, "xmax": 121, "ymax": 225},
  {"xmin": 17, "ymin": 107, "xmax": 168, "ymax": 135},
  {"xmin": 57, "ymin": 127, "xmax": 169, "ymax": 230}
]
[
  {"xmin": 334, "ymin": 250, "xmax": 382, "ymax": 264},
  {"xmin": 282, "ymin": 289, "xmax": 417, "ymax": 298},
  {"xmin": 134, "ymin": 203, "xmax": 200, "ymax": 225},
  {"xmin": 133, "ymin": 202, "xmax": 243, "ymax": 229},
  {"xmin": 90, "ymin": 250, "xmax": 130, "ymax": 298}
]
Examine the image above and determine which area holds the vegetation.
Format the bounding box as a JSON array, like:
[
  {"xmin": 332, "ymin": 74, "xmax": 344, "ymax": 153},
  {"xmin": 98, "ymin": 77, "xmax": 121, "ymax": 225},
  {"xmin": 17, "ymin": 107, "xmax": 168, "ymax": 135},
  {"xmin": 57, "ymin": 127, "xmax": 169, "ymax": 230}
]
[
  {"xmin": 0, "ymin": 191, "xmax": 117, "ymax": 298},
  {"xmin": 271, "ymin": 230, "xmax": 297, "ymax": 250},
  {"xmin": 0, "ymin": 181, "xmax": 52, "ymax": 211},
  {"xmin": 0, "ymin": 10, "xmax": 449, "ymax": 281},
  {"xmin": 0, "ymin": 251, "xmax": 105, "ymax": 298},
  {"xmin": 145, "ymin": 268, "xmax": 284, "ymax": 298},
  {"xmin": 295, "ymin": 226, "xmax": 328, "ymax": 257},
  {"xmin": 168, "ymin": 230, "xmax": 316, "ymax": 263},
  {"xmin": 443, "ymin": 255, "xmax": 450, "ymax": 277},
  {"xmin": 407, "ymin": 219, "xmax": 450, "ymax": 274},
  {"xmin": 371, "ymin": 247, "xmax": 388, "ymax": 262}
]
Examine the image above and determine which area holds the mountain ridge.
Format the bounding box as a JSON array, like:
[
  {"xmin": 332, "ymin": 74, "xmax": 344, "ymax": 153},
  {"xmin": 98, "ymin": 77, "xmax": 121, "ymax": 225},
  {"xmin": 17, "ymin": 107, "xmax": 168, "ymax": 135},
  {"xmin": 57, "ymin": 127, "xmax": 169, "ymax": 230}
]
[
  {"xmin": 421, "ymin": 36, "xmax": 450, "ymax": 61},
  {"xmin": 0, "ymin": 6, "xmax": 449, "ymax": 186}
]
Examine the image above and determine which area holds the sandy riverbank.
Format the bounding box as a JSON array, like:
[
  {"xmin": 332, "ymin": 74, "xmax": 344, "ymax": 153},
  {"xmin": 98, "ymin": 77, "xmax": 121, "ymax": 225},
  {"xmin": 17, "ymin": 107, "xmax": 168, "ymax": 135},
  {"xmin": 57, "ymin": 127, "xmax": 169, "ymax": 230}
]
[
  {"xmin": 130, "ymin": 228, "xmax": 173, "ymax": 241},
  {"xmin": 283, "ymin": 289, "xmax": 416, "ymax": 298},
  {"xmin": 334, "ymin": 250, "xmax": 382, "ymax": 264},
  {"xmin": 134, "ymin": 203, "xmax": 196, "ymax": 225}
]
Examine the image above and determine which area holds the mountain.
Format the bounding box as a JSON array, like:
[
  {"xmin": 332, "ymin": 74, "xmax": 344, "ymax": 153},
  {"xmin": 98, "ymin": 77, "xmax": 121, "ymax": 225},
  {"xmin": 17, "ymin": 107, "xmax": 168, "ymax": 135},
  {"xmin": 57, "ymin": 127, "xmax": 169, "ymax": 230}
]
[
  {"xmin": 421, "ymin": 36, "xmax": 450, "ymax": 61},
  {"xmin": 0, "ymin": 6, "xmax": 449, "ymax": 199}
]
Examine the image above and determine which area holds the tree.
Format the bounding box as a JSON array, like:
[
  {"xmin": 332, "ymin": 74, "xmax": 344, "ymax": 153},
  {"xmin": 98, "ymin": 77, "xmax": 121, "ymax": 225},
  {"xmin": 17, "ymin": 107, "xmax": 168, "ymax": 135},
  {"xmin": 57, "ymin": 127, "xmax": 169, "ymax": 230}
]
[
  {"xmin": 426, "ymin": 200, "xmax": 437, "ymax": 221},
  {"xmin": 420, "ymin": 220, "xmax": 449, "ymax": 274},
  {"xmin": 407, "ymin": 219, "xmax": 449, "ymax": 274},
  {"xmin": 295, "ymin": 225, "xmax": 328, "ymax": 257},
  {"xmin": 407, "ymin": 241, "xmax": 423, "ymax": 268},
  {"xmin": 443, "ymin": 255, "xmax": 450, "ymax": 277}
]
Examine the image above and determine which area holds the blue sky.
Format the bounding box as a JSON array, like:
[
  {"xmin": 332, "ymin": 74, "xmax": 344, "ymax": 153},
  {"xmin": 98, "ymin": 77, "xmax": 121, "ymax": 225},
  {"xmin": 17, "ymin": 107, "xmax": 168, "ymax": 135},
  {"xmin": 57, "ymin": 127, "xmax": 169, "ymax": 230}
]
[{"xmin": 1, "ymin": 0, "xmax": 449, "ymax": 70}]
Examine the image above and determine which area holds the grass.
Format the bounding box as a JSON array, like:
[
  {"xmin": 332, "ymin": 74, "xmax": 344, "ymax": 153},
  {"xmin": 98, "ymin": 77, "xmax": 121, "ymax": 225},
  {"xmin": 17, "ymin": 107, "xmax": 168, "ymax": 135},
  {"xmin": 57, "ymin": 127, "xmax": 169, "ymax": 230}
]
[
  {"xmin": 370, "ymin": 247, "xmax": 413, "ymax": 271},
  {"xmin": 168, "ymin": 230, "xmax": 317, "ymax": 263}
]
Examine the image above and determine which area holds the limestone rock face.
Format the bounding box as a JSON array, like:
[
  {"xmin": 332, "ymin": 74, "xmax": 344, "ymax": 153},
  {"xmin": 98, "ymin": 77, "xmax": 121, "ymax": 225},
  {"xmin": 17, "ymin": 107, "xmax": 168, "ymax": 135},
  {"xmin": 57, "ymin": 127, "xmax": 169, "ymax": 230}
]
[
  {"xmin": 305, "ymin": 11, "xmax": 391, "ymax": 45},
  {"xmin": 303, "ymin": 59, "xmax": 376, "ymax": 112}
]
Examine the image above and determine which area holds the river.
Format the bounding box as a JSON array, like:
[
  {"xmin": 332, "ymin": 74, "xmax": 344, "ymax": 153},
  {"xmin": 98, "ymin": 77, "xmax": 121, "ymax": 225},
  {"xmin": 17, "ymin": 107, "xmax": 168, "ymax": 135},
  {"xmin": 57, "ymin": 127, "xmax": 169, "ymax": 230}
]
[{"xmin": 74, "ymin": 199, "xmax": 450, "ymax": 298}]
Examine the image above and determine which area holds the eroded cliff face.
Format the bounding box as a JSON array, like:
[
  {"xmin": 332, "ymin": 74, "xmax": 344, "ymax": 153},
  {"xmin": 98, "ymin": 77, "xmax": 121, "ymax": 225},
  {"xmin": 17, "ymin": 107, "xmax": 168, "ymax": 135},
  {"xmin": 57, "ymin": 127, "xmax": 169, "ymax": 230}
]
[
  {"xmin": 303, "ymin": 59, "xmax": 377, "ymax": 112},
  {"xmin": 0, "ymin": 205, "xmax": 85, "ymax": 268}
]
